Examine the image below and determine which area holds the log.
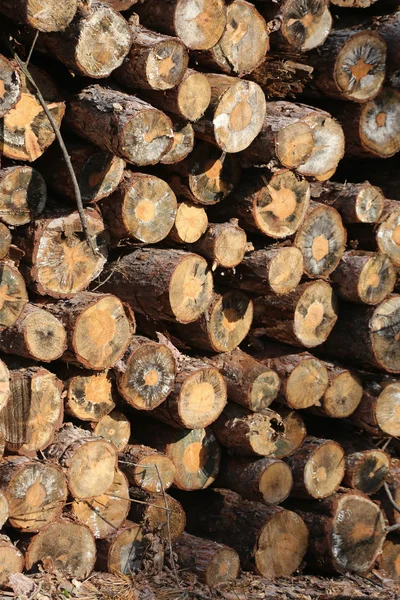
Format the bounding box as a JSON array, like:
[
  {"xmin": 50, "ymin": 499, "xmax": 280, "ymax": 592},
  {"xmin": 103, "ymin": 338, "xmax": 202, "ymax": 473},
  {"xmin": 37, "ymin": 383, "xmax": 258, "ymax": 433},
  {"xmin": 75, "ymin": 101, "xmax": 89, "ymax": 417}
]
[
  {"xmin": 99, "ymin": 172, "xmax": 177, "ymax": 244},
  {"xmin": 98, "ymin": 248, "xmax": 213, "ymax": 324},
  {"xmin": 44, "ymin": 424, "xmax": 117, "ymax": 499},
  {"xmin": 67, "ymin": 85, "xmax": 174, "ymax": 166},
  {"xmin": 71, "ymin": 468, "xmax": 130, "ymax": 539},
  {"xmin": 63, "ymin": 369, "xmax": 115, "ymax": 422},
  {"xmin": 208, "ymin": 348, "xmax": 281, "ymax": 412},
  {"xmin": 167, "ymin": 201, "xmax": 208, "ymax": 244},
  {"xmin": 379, "ymin": 539, "xmax": 400, "ymax": 580},
  {"xmin": 253, "ymin": 281, "xmax": 338, "ymax": 348},
  {"xmin": 213, "ymin": 404, "xmax": 284, "ymax": 457},
  {"xmin": 217, "ymin": 456, "xmax": 293, "ymax": 505},
  {"xmin": 248, "ymin": 54, "xmax": 314, "ymax": 99},
  {"xmin": 128, "ymin": 488, "xmax": 186, "ymax": 541},
  {"xmin": 314, "ymin": 362, "xmax": 363, "ymax": 419},
  {"xmin": 343, "ymin": 448, "xmax": 390, "ymax": 495},
  {"xmin": 149, "ymin": 354, "xmax": 227, "ymax": 429},
  {"xmin": 286, "ymin": 436, "xmax": 345, "ymax": 499},
  {"xmin": 181, "ymin": 488, "xmax": 309, "ymax": 578},
  {"xmin": 0, "ymin": 0, "xmax": 77, "ymax": 31},
  {"xmin": 114, "ymin": 19, "xmax": 188, "ymax": 91},
  {"xmin": 381, "ymin": 458, "xmax": 400, "ymax": 531},
  {"xmin": 36, "ymin": 1, "xmax": 132, "ymax": 78},
  {"xmin": 0, "ymin": 456, "xmax": 67, "ymax": 532},
  {"xmin": 95, "ymin": 521, "xmax": 144, "ymax": 575},
  {"xmin": 103, "ymin": 0, "xmax": 137, "ymax": 9},
  {"xmin": 349, "ymin": 377, "xmax": 400, "ymax": 437},
  {"xmin": 193, "ymin": 74, "xmax": 266, "ymax": 153},
  {"xmin": 271, "ymin": 406, "xmax": 307, "ymax": 459},
  {"xmin": 0, "ymin": 491, "xmax": 8, "ymax": 529},
  {"xmin": 0, "ymin": 535, "xmax": 24, "ymax": 586},
  {"xmin": 14, "ymin": 205, "xmax": 107, "ymax": 299},
  {"xmin": 217, "ymin": 245, "xmax": 304, "ymax": 295},
  {"xmin": 330, "ymin": 0, "xmax": 378, "ymax": 6},
  {"xmin": 172, "ymin": 291, "xmax": 253, "ymax": 353},
  {"xmin": 376, "ymin": 200, "xmax": 400, "ymax": 267},
  {"xmin": 294, "ymin": 202, "xmax": 347, "ymax": 279},
  {"xmin": 0, "ymin": 165, "xmax": 46, "ymax": 225},
  {"xmin": 193, "ymin": 0, "xmax": 269, "ymax": 77},
  {"xmin": 0, "ymin": 304, "xmax": 67, "ymax": 363},
  {"xmin": 191, "ymin": 221, "xmax": 247, "ymax": 269},
  {"xmin": 45, "ymin": 292, "xmax": 133, "ymax": 370},
  {"xmin": 25, "ymin": 519, "xmax": 96, "ymax": 579},
  {"xmin": 134, "ymin": 0, "xmax": 227, "ymax": 51},
  {"xmin": 160, "ymin": 118, "xmax": 194, "ymax": 165},
  {"xmin": 114, "ymin": 336, "xmax": 176, "ymax": 411},
  {"xmin": 173, "ymin": 532, "xmax": 240, "ymax": 587},
  {"xmin": 0, "ymin": 364, "xmax": 63, "ymax": 456},
  {"xmin": 92, "ymin": 410, "xmax": 131, "ymax": 452},
  {"xmin": 0, "ymin": 55, "xmax": 21, "ymax": 117},
  {"xmin": 0, "ymin": 225, "xmax": 11, "ymax": 260},
  {"xmin": 310, "ymin": 180, "xmax": 385, "ymax": 224},
  {"xmin": 368, "ymin": 10, "xmax": 400, "ymax": 77},
  {"xmin": 119, "ymin": 444, "xmax": 176, "ymax": 492},
  {"xmin": 0, "ymin": 261, "xmax": 28, "ymax": 328},
  {"xmin": 0, "ymin": 65, "xmax": 65, "ymax": 162}
]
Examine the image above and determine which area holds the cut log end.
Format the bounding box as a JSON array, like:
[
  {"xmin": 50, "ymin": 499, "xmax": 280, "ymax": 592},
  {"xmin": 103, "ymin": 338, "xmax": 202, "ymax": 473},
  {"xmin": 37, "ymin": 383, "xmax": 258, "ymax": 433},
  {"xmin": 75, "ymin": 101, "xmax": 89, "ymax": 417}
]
[
  {"xmin": 123, "ymin": 108, "xmax": 173, "ymax": 166},
  {"xmin": 65, "ymin": 371, "xmax": 115, "ymax": 422},
  {"xmin": 268, "ymin": 247, "xmax": 304, "ymax": 295},
  {"xmin": 169, "ymin": 253, "xmax": 213, "ymax": 323},
  {"xmin": 68, "ymin": 439, "xmax": 117, "ymax": 499},
  {"xmin": 2, "ymin": 0, "xmax": 78, "ymax": 31},
  {"xmin": 360, "ymin": 88, "xmax": 400, "ymax": 158},
  {"xmin": 93, "ymin": 410, "xmax": 131, "ymax": 452},
  {"xmin": 287, "ymin": 357, "xmax": 329, "ymax": 410},
  {"xmin": 276, "ymin": 121, "xmax": 314, "ymax": 169},
  {"xmin": 303, "ymin": 440, "xmax": 345, "ymax": 499},
  {"xmin": 272, "ymin": 408, "xmax": 307, "ymax": 459},
  {"xmin": 207, "ymin": 291, "xmax": 253, "ymax": 353},
  {"xmin": 129, "ymin": 490, "xmax": 186, "ymax": 541},
  {"xmin": 160, "ymin": 120, "xmax": 194, "ymax": 165},
  {"xmin": 176, "ymin": 70, "xmax": 212, "ymax": 121},
  {"xmin": 0, "ymin": 165, "xmax": 46, "ymax": 226},
  {"xmin": 96, "ymin": 522, "xmax": 144, "ymax": 575},
  {"xmin": 0, "ymin": 262, "xmax": 28, "ymax": 328},
  {"xmin": 0, "ymin": 224, "xmax": 11, "ymax": 260},
  {"xmin": 323, "ymin": 371, "xmax": 363, "ymax": 418},
  {"xmin": 259, "ymin": 459, "xmax": 293, "ymax": 504},
  {"xmin": 281, "ymin": 0, "xmax": 332, "ymax": 51},
  {"xmin": 370, "ymin": 296, "xmax": 400, "ymax": 374},
  {"xmin": 0, "ymin": 56, "xmax": 21, "ymax": 118},
  {"xmin": 294, "ymin": 280, "xmax": 338, "ymax": 347},
  {"xmin": 120, "ymin": 444, "xmax": 176, "ymax": 493},
  {"xmin": 169, "ymin": 201, "xmax": 208, "ymax": 244},
  {"xmin": 0, "ymin": 536, "xmax": 24, "ymax": 586},
  {"xmin": 174, "ymin": 0, "xmax": 226, "ymax": 50},
  {"xmin": 344, "ymin": 449, "xmax": 390, "ymax": 495},
  {"xmin": 296, "ymin": 114, "xmax": 344, "ymax": 178},
  {"xmin": 355, "ymin": 185, "xmax": 384, "ymax": 224},
  {"xmin": 377, "ymin": 206, "xmax": 400, "ymax": 267},
  {"xmin": 380, "ymin": 541, "xmax": 400, "ymax": 580}
]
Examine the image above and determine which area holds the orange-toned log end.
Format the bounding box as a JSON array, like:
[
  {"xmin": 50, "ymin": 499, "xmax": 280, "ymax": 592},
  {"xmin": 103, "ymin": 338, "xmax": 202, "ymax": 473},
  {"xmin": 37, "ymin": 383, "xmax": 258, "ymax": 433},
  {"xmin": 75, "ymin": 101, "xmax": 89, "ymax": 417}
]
[
  {"xmin": 168, "ymin": 201, "xmax": 208, "ymax": 244},
  {"xmin": 119, "ymin": 444, "xmax": 176, "ymax": 493},
  {"xmin": 271, "ymin": 407, "xmax": 307, "ymax": 459},
  {"xmin": 294, "ymin": 281, "xmax": 338, "ymax": 348},
  {"xmin": 206, "ymin": 291, "xmax": 253, "ymax": 353},
  {"xmin": 0, "ymin": 535, "xmax": 24, "ymax": 586},
  {"xmin": 192, "ymin": 221, "xmax": 247, "ymax": 269},
  {"xmin": 0, "ymin": 261, "xmax": 28, "ymax": 328},
  {"xmin": 93, "ymin": 410, "xmax": 131, "ymax": 452},
  {"xmin": 0, "ymin": 0, "xmax": 78, "ymax": 32},
  {"xmin": 65, "ymin": 370, "xmax": 115, "ymax": 422}
]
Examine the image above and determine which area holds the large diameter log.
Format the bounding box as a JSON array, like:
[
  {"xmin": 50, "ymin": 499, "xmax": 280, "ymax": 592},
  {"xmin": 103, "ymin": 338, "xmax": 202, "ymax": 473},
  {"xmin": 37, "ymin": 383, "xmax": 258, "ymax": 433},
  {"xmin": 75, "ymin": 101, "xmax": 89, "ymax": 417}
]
[
  {"xmin": 0, "ymin": 535, "xmax": 24, "ymax": 586},
  {"xmin": 294, "ymin": 202, "xmax": 346, "ymax": 279},
  {"xmin": 93, "ymin": 410, "xmax": 130, "ymax": 452},
  {"xmin": 253, "ymin": 281, "xmax": 338, "ymax": 348},
  {"xmin": 349, "ymin": 378, "xmax": 400, "ymax": 437},
  {"xmin": 0, "ymin": 0, "xmax": 77, "ymax": 31},
  {"xmin": 25, "ymin": 519, "xmax": 96, "ymax": 579},
  {"xmin": 15, "ymin": 206, "xmax": 107, "ymax": 298},
  {"xmin": 128, "ymin": 488, "xmax": 186, "ymax": 541},
  {"xmin": 114, "ymin": 336, "xmax": 176, "ymax": 411},
  {"xmin": 213, "ymin": 404, "xmax": 284, "ymax": 457},
  {"xmin": 0, "ymin": 365, "xmax": 63, "ymax": 456},
  {"xmin": 0, "ymin": 55, "xmax": 21, "ymax": 118},
  {"xmin": 310, "ymin": 180, "xmax": 385, "ymax": 224},
  {"xmin": 298, "ymin": 491, "xmax": 386, "ymax": 574},
  {"xmin": 0, "ymin": 65, "xmax": 65, "ymax": 162},
  {"xmin": 209, "ymin": 349, "xmax": 280, "ymax": 412},
  {"xmin": 181, "ymin": 488, "xmax": 308, "ymax": 578},
  {"xmin": 271, "ymin": 406, "xmax": 307, "ymax": 459},
  {"xmin": 0, "ymin": 165, "xmax": 46, "ymax": 225},
  {"xmin": 100, "ymin": 172, "xmax": 177, "ymax": 244},
  {"xmin": 45, "ymin": 292, "xmax": 132, "ymax": 370},
  {"xmin": 44, "ymin": 424, "xmax": 117, "ymax": 499},
  {"xmin": 119, "ymin": 444, "xmax": 176, "ymax": 493},
  {"xmin": 98, "ymin": 248, "xmax": 213, "ymax": 324},
  {"xmin": 0, "ymin": 304, "xmax": 67, "ymax": 363},
  {"xmin": 160, "ymin": 117, "xmax": 194, "ymax": 165},
  {"xmin": 95, "ymin": 521, "xmax": 144, "ymax": 575},
  {"xmin": 134, "ymin": 0, "xmax": 226, "ymax": 51},
  {"xmin": 0, "ymin": 262, "xmax": 28, "ymax": 328},
  {"xmin": 191, "ymin": 221, "xmax": 247, "ymax": 269},
  {"xmin": 321, "ymin": 296, "xmax": 400, "ymax": 373},
  {"xmin": 248, "ymin": 54, "xmax": 314, "ymax": 99},
  {"xmin": 63, "ymin": 369, "xmax": 115, "ymax": 422},
  {"xmin": 343, "ymin": 449, "xmax": 390, "ymax": 495},
  {"xmin": 150, "ymin": 355, "xmax": 227, "ymax": 429},
  {"xmin": 286, "ymin": 437, "xmax": 345, "ymax": 499},
  {"xmin": 67, "ymin": 86, "xmax": 174, "ymax": 166},
  {"xmin": 168, "ymin": 201, "xmax": 208, "ymax": 244},
  {"xmin": 173, "ymin": 532, "xmax": 240, "ymax": 587},
  {"xmin": 0, "ymin": 456, "xmax": 67, "ymax": 532}
]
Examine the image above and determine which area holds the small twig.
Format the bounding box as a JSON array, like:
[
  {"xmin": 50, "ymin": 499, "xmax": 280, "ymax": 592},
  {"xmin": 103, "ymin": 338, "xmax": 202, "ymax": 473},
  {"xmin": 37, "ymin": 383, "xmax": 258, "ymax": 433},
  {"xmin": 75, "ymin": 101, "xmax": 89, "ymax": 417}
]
[
  {"xmin": 155, "ymin": 463, "xmax": 180, "ymax": 587},
  {"xmin": 25, "ymin": 30, "xmax": 39, "ymax": 68},
  {"xmin": 92, "ymin": 255, "xmax": 122, "ymax": 291},
  {"xmin": 381, "ymin": 437, "xmax": 393, "ymax": 452}
]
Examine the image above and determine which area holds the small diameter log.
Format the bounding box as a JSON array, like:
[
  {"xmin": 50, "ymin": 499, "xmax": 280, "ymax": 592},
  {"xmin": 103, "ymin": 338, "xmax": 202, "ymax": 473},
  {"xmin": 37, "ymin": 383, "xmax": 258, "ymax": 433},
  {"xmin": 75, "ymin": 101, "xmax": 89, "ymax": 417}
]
[
  {"xmin": 114, "ymin": 20, "xmax": 188, "ymax": 91},
  {"xmin": 349, "ymin": 378, "xmax": 400, "ymax": 437},
  {"xmin": 0, "ymin": 535, "xmax": 24, "ymax": 586},
  {"xmin": 271, "ymin": 406, "xmax": 307, "ymax": 459},
  {"xmin": 191, "ymin": 221, "xmax": 247, "ymax": 269},
  {"xmin": 194, "ymin": 74, "xmax": 266, "ymax": 154},
  {"xmin": 0, "ymin": 0, "xmax": 77, "ymax": 32},
  {"xmin": 128, "ymin": 488, "xmax": 186, "ymax": 541},
  {"xmin": 229, "ymin": 169, "xmax": 310, "ymax": 239},
  {"xmin": 64, "ymin": 370, "xmax": 115, "ymax": 422},
  {"xmin": 15, "ymin": 206, "xmax": 107, "ymax": 299},
  {"xmin": 143, "ymin": 69, "xmax": 211, "ymax": 122},
  {"xmin": 286, "ymin": 437, "xmax": 345, "ymax": 499},
  {"xmin": 25, "ymin": 519, "xmax": 96, "ymax": 579},
  {"xmin": 379, "ymin": 540, "xmax": 400, "ymax": 580},
  {"xmin": 134, "ymin": 0, "xmax": 226, "ymax": 51},
  {"xmin": 217, "ymin": 456, "xmax": 293, "ymax": 505},
  {"xmin": 209, "ymin": 348, "xmax": 280, "ymax": 412},
  {"xmin": 0, "ymin": 55, "xmax": 21, "ymax": 118},
  {"xmin": 95, "ymin": 521, "xmax": 145, "ymax": 575},
  {"xmin": 46, "ymin": 292, "xmax": 132, "ymax": 371},
  {"xmin": 321, "ymin": 296, "xmax": 400, "ymax": 373},
  {"xmin": 298, "ymin": 491, "xmax": 386, "ymax": 574},
  {"xmin": 173, "ymin": 291, "xmax": 253, "ymax": 354},
  {"xmin": 168, "ymin": 201, "xmax": 208, "ymax": 244},
  {"xmin": 93, "ymin": 410, "xmax": 131, "ymax": 452},
  {"xmin": 0, "ymin": 262, "xmax": 28, "ymax": 328},
  {"xmin": 183, "ymin": 488, "xmax": 308, "ymax": 578},
  {"xmin": 67, "ymin": 86, "xmax": 173, "ymax": 166},
  {"xmin": 294, "ymin": 202, "xmax": 347, "ymax": 279},
  {"xmin": 0, "ymin": 165, "xmax": 46, "ymax": 225},
  {"xmin": 343, "ymin": 449, "xmax": 390, "ymax": 495},
  {"xmin": 317, "ymin": 363, "xmax": 363, "ymax": 419},
  {"xmin": 194, "ymin": 0, "xmax": 269, "ymax": 77},
  {"xmin": 114, "ymin": 337, "xmax": 176, "ymax": 411},
  {"xmin": 71, "ymin": 468, "xmax": 130, "ymax": 539},
  {"xmin": 0, "ymin": 365, "xmax": 63, "ymax": 456},
  {"xmin": 218, "ymin": 245, "xmax": 303, "ymax": 295},
  {"xmin": 213, "ymin": 404, "xmax": 284, "ymax": 457},
  {"xmin": 100, "ymin": 172, "xmax": 177, "ymax": 244},
  {"xmin": 0, "ymin": 456, "xmax": 67, "ymax": 532},
  {"xmin": 44, "ymin": 424, "xmax": 117, "ymax": 499},
  {"xmin": 331, "ymin": 251, "xmax": 396, "ymax": 305},
  {"xmin": 310, "ymin": 180, "xmax": 385, "ymax": 225},
  {"xmin": 0, "ymin": 65, "xmax": 65, "ymax": 162},
  {"xmin": 253, "ymin": 281, "xmax": 338, "ymax": 348},
  {"xmin": 173, "ymin": 532, "xmax": 240, "ymax": 587},
  {"xmin": 150, "ymin": 355, "xmax": 227, "ymax": 429},
  {"xmin": 160, "ymin": 118, "xmax": 194, "ymax": 165},
  {"xmin": 119, "ymin": 444, "xmax": 176, "ymax": 493},
  {"xmin": 376, "ymin": 200, "xmax": 400, "ymax": 267},
  {"xmin": 37, "ymin": 141, "xmax": 125, "ymax": 205},
  {"xmin": 99, "ymin": 248, "xmax": 213, "ymax": 324},
  {"xmin": 0, "ymin": 225, "xmax": 11, "ymax": 260},
  {"xmin": 0, "ymin": 304, "xmax": 67, "ymax": 362}
]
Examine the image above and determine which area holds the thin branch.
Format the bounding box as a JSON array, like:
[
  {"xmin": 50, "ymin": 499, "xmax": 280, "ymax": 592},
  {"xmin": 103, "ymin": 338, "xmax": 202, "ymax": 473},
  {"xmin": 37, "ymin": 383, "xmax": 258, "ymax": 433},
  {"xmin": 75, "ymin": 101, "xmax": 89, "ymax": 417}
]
[
  {"xmin": 25, "ymin": 30, "xmax": 39, "ymax": 68},
  {"xmin": 155, "ymin": 463, "xmax": 180, "ymax": 587}
]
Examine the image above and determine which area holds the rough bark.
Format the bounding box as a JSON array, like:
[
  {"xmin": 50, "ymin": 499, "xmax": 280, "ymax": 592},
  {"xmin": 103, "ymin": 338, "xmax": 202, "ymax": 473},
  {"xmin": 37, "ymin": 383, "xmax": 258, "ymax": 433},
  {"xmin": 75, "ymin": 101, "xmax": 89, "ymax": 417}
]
[
  {"xmin": 248, "ymin": 54, "xmax": 314, "ymax": 99},
  {"xmin": 0, "ymin": 165, "xmax": 46, "ymax": 225},
  {"xmin": 119, "ymin": 444, "xmax": 176, "ymax": 493}
]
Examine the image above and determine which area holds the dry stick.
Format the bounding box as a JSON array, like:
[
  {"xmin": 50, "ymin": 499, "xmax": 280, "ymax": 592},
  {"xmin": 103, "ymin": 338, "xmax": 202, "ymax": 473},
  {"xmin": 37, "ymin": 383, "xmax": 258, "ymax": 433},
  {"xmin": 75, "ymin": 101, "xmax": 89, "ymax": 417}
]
[
  {"xmin": 155, "ymin": 463, "xmax": 180, "ymax": 587},
  {"xmin": 383, "ymin": 482, "xmax": 400, "ymax": 533}
]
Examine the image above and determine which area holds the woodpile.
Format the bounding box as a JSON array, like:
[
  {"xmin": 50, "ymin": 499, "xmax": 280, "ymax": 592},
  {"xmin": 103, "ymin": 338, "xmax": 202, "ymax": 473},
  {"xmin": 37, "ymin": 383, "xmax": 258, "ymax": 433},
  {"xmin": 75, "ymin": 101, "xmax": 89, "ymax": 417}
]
[{"xmin": 2, "ymin": 0, "xmax": 400, "ymax": 593}]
